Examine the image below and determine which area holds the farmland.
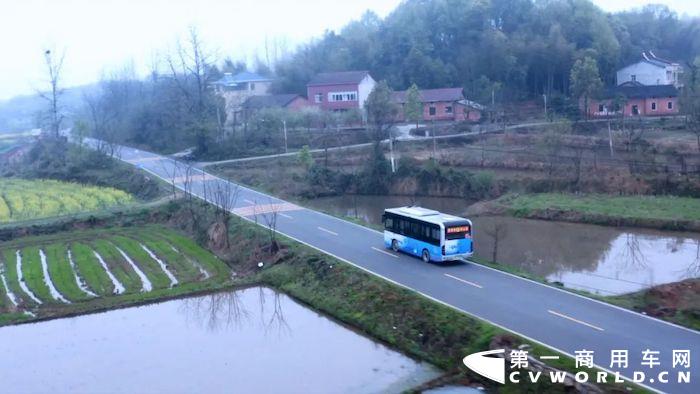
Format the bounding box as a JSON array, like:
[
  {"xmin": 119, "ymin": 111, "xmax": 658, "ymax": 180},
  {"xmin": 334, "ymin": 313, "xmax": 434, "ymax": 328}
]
[
  {"xmin": 0, "ymin": 225, "xmax": 230, "ymax": 325},
  {"xmin": 0, "ymin": 178, "xmax": 133, "ymax": 223}
]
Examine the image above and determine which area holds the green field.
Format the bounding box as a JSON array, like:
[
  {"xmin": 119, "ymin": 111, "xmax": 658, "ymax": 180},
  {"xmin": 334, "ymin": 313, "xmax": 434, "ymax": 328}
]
[
  {"xmin": 0, "ymin": 178, "xmax": 133, "ymax": 223},
  {"xmin": 502, "ymin": 193, "xmax": 700, "ymax": 222},
  {"xmin": 0, "ymin": 225, "xmax": 230, "ymax": 324}
]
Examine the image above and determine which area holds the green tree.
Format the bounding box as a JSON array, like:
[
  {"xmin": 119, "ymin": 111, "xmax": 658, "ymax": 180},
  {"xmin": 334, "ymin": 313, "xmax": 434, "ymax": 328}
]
[
  {"xmin": 366, "ymin": 81, "xmax": 399, "ymax": 172},
  {"xmin": 570, "ymin": 56, "xmax": 603, "ymax": 119},
  {"xmin": 365, "ymin": 80, "xmax": 398, "ymax": 142},
  {"xmin": 297, "ymin": 145, "xmax": 314, "ymax": 170},
  {"xmin": 404, "ymin": 83, "xmax": 422, "ymax": 131}
]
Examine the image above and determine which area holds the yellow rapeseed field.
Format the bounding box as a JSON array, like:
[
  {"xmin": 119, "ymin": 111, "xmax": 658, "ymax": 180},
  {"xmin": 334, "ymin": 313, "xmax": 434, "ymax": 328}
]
[{"xmin": 0, "ymin": 178, "xmax": 133, "ymax": 222}]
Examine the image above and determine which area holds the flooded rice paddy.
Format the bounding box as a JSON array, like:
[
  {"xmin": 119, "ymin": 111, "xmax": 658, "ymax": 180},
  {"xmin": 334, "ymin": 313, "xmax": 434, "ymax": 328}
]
[
  {"xmin": 306, "ymin": 195, "xmax": 700, "ymax": 295},
  {"xmin": 0, "ymin": 287, "xmax": 440, "ymax": 393}
]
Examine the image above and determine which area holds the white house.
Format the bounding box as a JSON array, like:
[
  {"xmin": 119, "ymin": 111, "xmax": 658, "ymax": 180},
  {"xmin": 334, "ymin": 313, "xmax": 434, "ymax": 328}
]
[
  {"xmin": 616, "ymin": 51, "xmax": 683, "ymax": 88},
  {"xmin": 211, "ymin": 71, "xmax": 273, "ymax": 125}
]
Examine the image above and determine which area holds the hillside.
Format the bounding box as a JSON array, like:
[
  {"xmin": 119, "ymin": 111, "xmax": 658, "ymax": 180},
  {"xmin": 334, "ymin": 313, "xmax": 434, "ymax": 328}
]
[
  {"xmin": 0, "ymin": 83, "xmax": 99, "ymax": 133},
  {"xmin": 273, "ymin": 0, "xmax": 700, "ymax": 103}
]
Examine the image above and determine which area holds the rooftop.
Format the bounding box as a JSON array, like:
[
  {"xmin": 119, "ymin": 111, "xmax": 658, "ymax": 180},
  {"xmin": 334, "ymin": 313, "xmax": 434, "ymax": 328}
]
[
  {"xmin": 213, "ymin": 71, "xmax": 272, "ymax": 87},
  {"xmin": 242, "ymin": 94, "xmax": 303, "ymax": 110},
  {"xmin": 621, "ymin": 50, "xmax": 680, "ymax": 70},
  {"xmin": 385, "ymin": 206, "xmax": 470, "ymax": 225},
  {"xmin": 601, "ymin": 84, "xmax": 679, "ymax": 99},
  {"xmin": 307, "ymin": 71, "xmax": 371, "ymax": 86},
  {"xmin": 393, "ymin": 88, "xmax": 465, "ymax": 103}
]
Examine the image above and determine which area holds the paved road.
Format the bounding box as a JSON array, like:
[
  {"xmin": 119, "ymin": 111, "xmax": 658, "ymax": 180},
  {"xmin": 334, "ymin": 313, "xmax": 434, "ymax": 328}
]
[{"xmin": 110, "ymin": 141, "xmax": 697, "ymax": 393}]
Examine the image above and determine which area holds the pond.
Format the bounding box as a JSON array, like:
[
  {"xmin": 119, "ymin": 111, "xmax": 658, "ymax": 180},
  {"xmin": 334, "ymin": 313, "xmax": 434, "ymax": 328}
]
[
  {"xmin": 0, "ymin": 287, "xmax": 440, "ymax": 393},
  {"xmin": 305, "ymin": 195, "xmax": 700, "ymax": 295}
]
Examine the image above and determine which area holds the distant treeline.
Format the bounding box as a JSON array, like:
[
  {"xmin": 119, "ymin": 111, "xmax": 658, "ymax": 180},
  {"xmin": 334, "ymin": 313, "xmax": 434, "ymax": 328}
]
[{"xmin": 271, "ymin": 0, "xmax": 700, "ymax": 102}]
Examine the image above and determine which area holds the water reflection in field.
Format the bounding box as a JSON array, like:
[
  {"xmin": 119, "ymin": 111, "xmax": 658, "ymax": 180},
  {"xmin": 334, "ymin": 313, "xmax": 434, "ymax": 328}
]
[
  {"xmin": 0, "ymin": 287, "xmax": 440, "ymax": 393},
  {"xmin": 306, "ymin": 195, "xmax": 700, "ymax": 295}
]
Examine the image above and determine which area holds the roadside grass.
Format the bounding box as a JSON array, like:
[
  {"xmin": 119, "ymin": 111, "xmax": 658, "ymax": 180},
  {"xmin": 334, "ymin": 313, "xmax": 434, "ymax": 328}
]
[
  {"xmin": 90, "ymin": 239, "xmax": 142, "ymax": 294},
  {"xmin": 606, "ymin": 279, "xmax": 700, "ymax": 332},
  {"xmin": 108, "ymin": 235, "xmax": 172, "ymax": 289},
  {"xmin": 0, "ymin": 268, "xmax": 7, "ymax": 311},
  {"xmin": 70, "ymin": 242, "xmax": 115, "ymax": 296},
  {"xmin": 44, "ymin": 243, "xmax": 92, "ymax": 302},
  {"xmin": 501, "ymin": 192, "xmax": 700, "ymax": 222},
  {"xmin": 19, "ymin": 247, "xmax": 53, "ymax": 303}
]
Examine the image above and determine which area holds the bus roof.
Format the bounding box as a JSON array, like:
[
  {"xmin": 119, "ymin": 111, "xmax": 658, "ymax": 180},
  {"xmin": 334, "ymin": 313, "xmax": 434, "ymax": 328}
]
[{"xmin": 384, "ymin": 206, "xmax": 471, "ymax": 226}]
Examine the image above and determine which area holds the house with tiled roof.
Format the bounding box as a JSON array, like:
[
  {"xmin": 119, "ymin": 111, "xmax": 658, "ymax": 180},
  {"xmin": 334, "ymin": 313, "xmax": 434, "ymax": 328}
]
[
  {"xmin": 212, "ymin": 71, "xmax": 274, "ymax": 125},
  {"xmin": 392, "ymin": 87, "xmax": 483, "ymax": 122},
  {"xmin": 586, "ymin": 82, "xmax": 679, "ymax": 118},
  {"xmin": 616, "ymin": 51, "xmax": 683, "ymax": 88},
  {"xmin": 306, "ymin": 71, "xmax": 376, "ymax": 111},
  {"xmin": 241, "ymin": 94, "xmax": 307, "ymax": 112}
]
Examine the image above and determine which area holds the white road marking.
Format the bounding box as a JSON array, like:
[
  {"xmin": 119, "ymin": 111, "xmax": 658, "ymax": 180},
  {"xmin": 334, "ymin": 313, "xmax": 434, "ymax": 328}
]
[
  {"xmin": 279, "ymin": 212, "xmax": 293, "ymax": 219},
  {"xmin": 244, "ymin": 199, "xmax": 255, "ymax": 204},
  {"xmin": 317, "ymin": 226, "xmax": 338, "ymax": 236},
  {"xmin": 548, "ymin": 309, "xmax": 605, "ymax": 332},
  {"xmin": 444, "ymin": 273, "xmax": 483, "ymax": 289},
  {"xmin": 371, "ymin": 247, "xmax": 399, "ymax": 258}
]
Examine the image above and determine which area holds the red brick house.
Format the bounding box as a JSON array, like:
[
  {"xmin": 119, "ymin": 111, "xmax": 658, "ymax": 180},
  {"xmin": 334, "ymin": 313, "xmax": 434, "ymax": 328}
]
[
  {"xmin": 586, "ymin": 82, "xmax": 679, "ymax": 118},
  {"xmin": 307, "ymin": 71, "xmax": 376, "ymax": 111},
  {"xmin": 392, "ymin": 88, "xmax": 483, "ymax": 122}
]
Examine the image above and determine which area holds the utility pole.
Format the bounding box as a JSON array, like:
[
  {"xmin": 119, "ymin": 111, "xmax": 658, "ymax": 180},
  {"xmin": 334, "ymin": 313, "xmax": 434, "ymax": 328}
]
[
  {"xmin": 282, "ymin": 120, "xmax": 288, "ymax": 153},
  {"xmin": 432, "ymin": 119, "xmax": 437, "ymax": 159},
  {"xmin": 543, "ymin": 94, "xmax": 547, "ymax": 119},
  {"xmin": 608, "ymin": 120, "xmax": 614, "ymax": 158},
  {"xmin": 389, "ymin": 130, "xmax": 396, "ymax": 173}
]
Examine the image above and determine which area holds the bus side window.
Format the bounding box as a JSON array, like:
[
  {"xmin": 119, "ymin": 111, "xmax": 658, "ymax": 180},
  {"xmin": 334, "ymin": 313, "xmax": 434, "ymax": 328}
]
[
  {"xmin": 398, "ymin": 219, "xmax": 407, "ymax": 235},
  {"xmin": 384, "ymin": 217, "xmax": 393, "ymax": 230},
  {"xmin": 432, "ymin": 228, "xmax": 440, "ymax": 243}
]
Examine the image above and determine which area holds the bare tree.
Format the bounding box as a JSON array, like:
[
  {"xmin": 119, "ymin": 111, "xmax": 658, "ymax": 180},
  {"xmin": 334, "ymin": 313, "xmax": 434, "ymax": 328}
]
[
  {"xmin": 262, "ymin": 198, "xmax": 280, "ymax": 253},
  {"xmin": 208, "ymin": 177, "xmax": 240, "ymax": 250},
  {"xmin": 484, "ymin": 221, "xmax": 508, "ymax": 263},
  {"xmin": 166, "ymin": 27, "xmax": 220, "ymax": 155},
  {"xmin": 181, "ymin": 290, "xmax": 250, "ymax": 331},
  {"xmin": 38, "ymin": 49, "xmax": 65, "ymax": 138},
  {"xmin": 259, "ymin": 287, "xmax": 290, "ymax": 336},
  {"xmin": 159, "ymin": 160, "xmax": 181, "ymax": 200}
]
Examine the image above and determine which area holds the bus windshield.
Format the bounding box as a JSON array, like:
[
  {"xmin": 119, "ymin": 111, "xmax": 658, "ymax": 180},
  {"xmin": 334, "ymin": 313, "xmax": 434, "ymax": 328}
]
[{"xmin": 445, "ymin": 225, "xmax": 470, "ymax": 240}]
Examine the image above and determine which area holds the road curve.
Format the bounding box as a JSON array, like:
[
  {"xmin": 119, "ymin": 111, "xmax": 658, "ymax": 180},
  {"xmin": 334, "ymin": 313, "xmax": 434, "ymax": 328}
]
[{"xmin": 108, "ymin": 141, "xmax": 698, "ymax": 394}]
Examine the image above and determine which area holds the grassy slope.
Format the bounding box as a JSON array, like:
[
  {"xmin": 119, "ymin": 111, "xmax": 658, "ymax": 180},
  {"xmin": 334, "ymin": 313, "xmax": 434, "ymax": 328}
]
[
  {"xmin": 90, "ymin": 239, "xmax": 141, "ymax": 294},
  {"xmin": 44, "ymin": 243, "xmax": 91, "ymax": 302},
  {"xmin": 153, "ymin": 229, "xmax": 230, "ymax": 278},
  {"xmin": 108, "ymin": 235, "xmax": 172, "ymax": 289},
  {"xmin": 135, "ymin": 232, "xmax": 200, "ymax": 282},
  {"xmin": 503, "ymin": 193, "xmax": 700, "ymax": 221},
  {"xmin": 19, "ymin": 247, "xmax": 53, "ymax": 303},
  {"xmin": 1, "ymin": 249, "xmax": 34, "ymax": 307},
  {"xmin": 0, "ymin": 225, "xmax": 230, "ymax": 326},
  {"xmin": 70, "ymin": 242, "xmax": 114, "ymax": 296}
]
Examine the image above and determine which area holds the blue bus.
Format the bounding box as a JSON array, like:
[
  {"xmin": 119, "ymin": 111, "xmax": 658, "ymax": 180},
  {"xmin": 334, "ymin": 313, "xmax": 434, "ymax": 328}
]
[{"xmin": 382, "ymin": 206, "xmax": 473, "ymax": 263}]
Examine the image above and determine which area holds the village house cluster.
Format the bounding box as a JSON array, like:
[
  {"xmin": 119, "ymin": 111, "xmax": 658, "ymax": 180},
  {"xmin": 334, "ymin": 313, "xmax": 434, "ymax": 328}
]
[
  {"xmin": 212, "ymin": 49, "xmax": 684, "ymax": 126},
  {"xmin": 211, "ymin": 70, "xmax": 484, "ymax": 126}
]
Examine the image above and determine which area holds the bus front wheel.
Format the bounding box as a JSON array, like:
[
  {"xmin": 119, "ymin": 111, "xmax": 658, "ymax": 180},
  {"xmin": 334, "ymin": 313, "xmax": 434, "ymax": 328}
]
[
  {"xmin": 421, "ymin": 249, "xmax": 430, "ymax": 263},
  {"xmin": 391, "ymin": 240, "xmax": 399, "ymax": 252}
]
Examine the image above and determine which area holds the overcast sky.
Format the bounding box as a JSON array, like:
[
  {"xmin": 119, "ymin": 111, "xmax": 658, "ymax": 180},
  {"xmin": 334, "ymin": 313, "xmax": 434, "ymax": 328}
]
[{"xmin": 1, "ymin": 0, "xmax": 698, "ymax": 101}]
